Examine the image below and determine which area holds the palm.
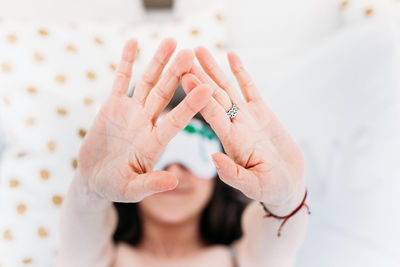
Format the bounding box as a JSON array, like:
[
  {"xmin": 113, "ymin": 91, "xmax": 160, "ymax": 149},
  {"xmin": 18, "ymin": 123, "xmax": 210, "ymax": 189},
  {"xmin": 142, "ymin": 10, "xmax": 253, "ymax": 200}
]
[
  {"xmin": 210, "ymin": 99, "xmax": 302, "ymax": 205},
  {"xmin": 76, "ymin": 39, "xmax": 213, "ymax": 203},
  {"xmin": 247, "ymin": 98, "xmax": 305, "ymax": 183},
  {"xmin": 183, "ymin": 47, "xmax": 305, "ymax": 207},
  {"xmin": 78, "ymin": 95, "xmax": 155, "ymax": 201}
]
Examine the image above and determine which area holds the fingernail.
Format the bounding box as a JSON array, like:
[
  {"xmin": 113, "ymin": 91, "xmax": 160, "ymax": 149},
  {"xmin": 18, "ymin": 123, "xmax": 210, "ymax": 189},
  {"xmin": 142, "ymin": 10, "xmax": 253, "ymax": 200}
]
[{"xmin": 212, "ymin": 157, "xmax": 220, "ymax": 169}]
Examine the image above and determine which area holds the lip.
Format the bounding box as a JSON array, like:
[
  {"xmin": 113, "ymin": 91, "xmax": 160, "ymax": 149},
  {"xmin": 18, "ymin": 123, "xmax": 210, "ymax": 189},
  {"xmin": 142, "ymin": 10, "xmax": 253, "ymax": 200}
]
[{"xmin": 163, "ymin": 186, "xmax": 191, "ymax": 195}]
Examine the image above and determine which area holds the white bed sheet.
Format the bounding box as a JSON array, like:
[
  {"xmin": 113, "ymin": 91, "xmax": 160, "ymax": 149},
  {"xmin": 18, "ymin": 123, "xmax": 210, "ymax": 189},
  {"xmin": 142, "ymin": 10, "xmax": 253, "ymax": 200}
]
[{"xmin": 0, "ymin": 1, "xmax": 399, "ymax": 266}]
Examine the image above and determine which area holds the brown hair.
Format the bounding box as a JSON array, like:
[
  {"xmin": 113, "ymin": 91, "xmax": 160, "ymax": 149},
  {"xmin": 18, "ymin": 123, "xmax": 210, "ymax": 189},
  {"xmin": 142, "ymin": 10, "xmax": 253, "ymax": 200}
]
[{"xmin": 113, "ymin": 85, "xmax": 250, "ymax": 246}]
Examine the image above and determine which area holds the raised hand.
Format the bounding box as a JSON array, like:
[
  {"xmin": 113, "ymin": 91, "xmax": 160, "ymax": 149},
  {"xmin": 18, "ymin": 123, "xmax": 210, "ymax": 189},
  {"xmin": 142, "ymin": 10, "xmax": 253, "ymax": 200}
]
[
  {"xmin": 77, "ymin": 39, "xmax": 213, "ymax": 203},
  {"xmin": 181, "ymin": 47, "xmax": 305, "ymax": 213}
]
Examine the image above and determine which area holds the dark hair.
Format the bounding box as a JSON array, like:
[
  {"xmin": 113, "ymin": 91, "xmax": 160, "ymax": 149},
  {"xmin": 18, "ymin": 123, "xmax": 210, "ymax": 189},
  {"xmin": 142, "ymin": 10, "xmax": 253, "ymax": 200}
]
[{"xmin": 113, "ymin": 85, "xmax": 250, "ymax": 246}]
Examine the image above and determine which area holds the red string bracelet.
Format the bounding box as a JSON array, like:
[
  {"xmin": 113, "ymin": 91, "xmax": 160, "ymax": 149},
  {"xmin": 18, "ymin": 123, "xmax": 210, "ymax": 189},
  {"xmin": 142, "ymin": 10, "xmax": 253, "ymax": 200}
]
[{"xmin": 259, "ymin": 188, "xmax": 310, "ymax": 237}]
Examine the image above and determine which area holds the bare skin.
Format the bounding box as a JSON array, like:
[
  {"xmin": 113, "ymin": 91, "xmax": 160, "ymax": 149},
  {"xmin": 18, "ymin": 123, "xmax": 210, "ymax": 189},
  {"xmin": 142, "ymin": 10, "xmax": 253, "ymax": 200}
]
[{"xmin": 56, "ymin": 38, "xmax": 308, "ymax": 267}]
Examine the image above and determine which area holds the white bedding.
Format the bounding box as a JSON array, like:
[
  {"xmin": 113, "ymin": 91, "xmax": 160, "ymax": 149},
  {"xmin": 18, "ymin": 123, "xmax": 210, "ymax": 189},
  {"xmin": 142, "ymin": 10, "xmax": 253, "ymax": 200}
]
[{"xmin": 0, "ymin": 0, "xmax": 399, "ymax": 266}]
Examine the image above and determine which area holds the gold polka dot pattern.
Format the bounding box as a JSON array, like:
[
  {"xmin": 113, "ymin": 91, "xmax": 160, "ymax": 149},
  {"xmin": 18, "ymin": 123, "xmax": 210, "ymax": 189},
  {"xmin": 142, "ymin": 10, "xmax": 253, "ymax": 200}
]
[
  {"xmin": 34, "ymin": 53, "xmax": 44, "ymax": 62},
  {"xmin": 37, "ymin": 227, "xmax": 48, "ymax": 237},
  {"xmin": 56, "ymin": 108, "xmax": 68, "ymax": 116},
  {"xmin": 3, "ymin": 229, "xmax": 13, "ymax": 240},
  {"xmin": 27, "ymin": 87, "xmax": 37, "ymax": 94},
  {"xmin": 38, "ymin": 29, "xmax": 48, "ymax": 36},
  {"xmin": 40, "ymin": 169, "xmax": 50, "ymax": 180},
  {"xmin": 17, "ymin": 204, "xmax": 27, "ymax": 214},
  {"xmin": 72, "ymin": 158, "xmax": 78, "ymax": 169},
  {"xmin": 0, "ymin": 15, "xmax": 228, "ymax": 266},
  {"xmin": 78, "ymin": 128, "xmax": 87, "ymax": 138},
  {"xmin": 83, "ymin": 97, "xmax": 93, "ymax": 105},
  {"xmin": 1, "ymin": 63, "xmax": 12, "ymax": 72},
  {"xmin": 87, "ymin": 71, "xmax": 96, "ymax": 80},
  {"xmin": 47, "ymin": 141, "xmax": 56, "ymax": 152},
  {"xmin": 7, "ymin": 34, "xmax": 17, "ymax": 43},
  {"xmin": 55, "ymin": 75, "xmax": 65, "ymax": 83},
  {"xmin": 66, "ymin": 44, "xmax": 77, "ymax": 52},
  {"xmin": 52, "ymin": 195, "xmax": 63, "ymax": 206},
  {"xmin": 9, "ymin": 179, "xmax": 20, "ymax": 188}
]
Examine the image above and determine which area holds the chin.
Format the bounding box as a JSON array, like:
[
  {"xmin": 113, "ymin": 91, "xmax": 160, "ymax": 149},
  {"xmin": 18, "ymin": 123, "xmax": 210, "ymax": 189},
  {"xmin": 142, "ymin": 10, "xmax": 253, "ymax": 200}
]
[
  {"xmin": 154, "ymin": 208, "xmax": 195, "ymax": 225},
  {"xmin": 139, "ymin": 189, "xmax": 212, "ymax": 225}
]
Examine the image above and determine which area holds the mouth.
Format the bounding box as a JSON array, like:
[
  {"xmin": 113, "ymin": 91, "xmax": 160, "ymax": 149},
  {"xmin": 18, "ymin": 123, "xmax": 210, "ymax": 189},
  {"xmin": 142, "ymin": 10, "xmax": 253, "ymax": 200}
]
[{"xmin": 162, "ymin": 186, "xmax": 191, "ymax": 195}]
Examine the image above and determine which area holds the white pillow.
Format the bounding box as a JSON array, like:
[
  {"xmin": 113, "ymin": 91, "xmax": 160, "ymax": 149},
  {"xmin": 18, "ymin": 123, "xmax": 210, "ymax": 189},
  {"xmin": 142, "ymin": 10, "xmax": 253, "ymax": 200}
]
[
  {"xmin": 0, "ymin": 11, "xmax": 228, "ymax": 266},
  {"xmin": 218, "ymin": 7, "xmax": 400, "ymax": 265},
  {"xmin": 276, "ymin": 19, "xmax": 400, "ymax": 266}
]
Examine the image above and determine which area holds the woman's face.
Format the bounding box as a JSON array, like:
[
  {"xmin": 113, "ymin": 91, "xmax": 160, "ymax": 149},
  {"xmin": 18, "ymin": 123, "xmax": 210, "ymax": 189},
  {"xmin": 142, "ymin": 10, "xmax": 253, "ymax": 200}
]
[
  {"xmin": 139, "ymin": 162, "xmax": 215, "ymax": 224},
  {"xmin": 139, "ymin": 111, "xmax": 215, "ymax": 224}
]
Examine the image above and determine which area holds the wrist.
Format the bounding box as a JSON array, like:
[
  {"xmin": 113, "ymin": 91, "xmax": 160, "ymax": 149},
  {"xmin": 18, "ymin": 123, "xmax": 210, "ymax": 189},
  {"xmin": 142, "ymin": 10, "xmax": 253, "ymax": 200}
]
[
  {"xmin": 69, "ymin": 170, "xmax": 112, "ymax": 213},
  {"xmin": 261, "ymin": 183, "xmax": 307, "ymax": 217}
]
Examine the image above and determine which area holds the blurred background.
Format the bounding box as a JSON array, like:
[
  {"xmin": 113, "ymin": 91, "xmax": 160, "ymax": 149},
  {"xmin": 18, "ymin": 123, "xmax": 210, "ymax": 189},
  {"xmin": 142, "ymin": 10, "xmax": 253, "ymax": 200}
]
[{"xmin": 0, "ymin": 0, "xmax": 399, "ymax": 266}]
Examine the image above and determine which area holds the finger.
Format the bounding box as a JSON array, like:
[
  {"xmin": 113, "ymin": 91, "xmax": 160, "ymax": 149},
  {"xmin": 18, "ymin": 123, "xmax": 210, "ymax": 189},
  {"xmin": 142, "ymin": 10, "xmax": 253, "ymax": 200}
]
[
  {"xmin": 183, "ymin": 72, "xmax": 232, "ymax": 112},
  {"xmin": 181, "ymin": 73, "xmax": 231, "ymax": 141},
  {"xmin": 181, "ymin": 73, "xmax": 201, "ymax": 94},
  {"xmin": 211, "ymin": 153, "xmax": 261, "ymax": 200},
  {"xmin": 133, "ymin": 38, "xmax": 177, "ymax": 104},
  {"xmin": 144, "ymin": 49, "xmax": 194, "ymax": 123},
  {"xmin": 154, "ymin": 84, "xmax": 213, "ymax": 146},
  {"xmin": 189, "ymin": 62, "xmax": 247, "ymax": 125},
  {"xmin": 194, "ymin": 46, "xmax": 243, "ymax": 105},
  {"xmin": 212, "ymin": 152, "xmax": 295, "ymax": 206},
  {"xmin": 124, "ymin": 171, "xmax": 178, "ymax": 202},
  {"xmin": 188, "ymin": 64, "xmax": 220, "ymax": 91},
  {"xmin": 227, "ymin": 51, "xmax": 261, "ymax": 103},
  {"xmin": 112, "ymin": 39, "xmax": 138, "ymax": 96}
]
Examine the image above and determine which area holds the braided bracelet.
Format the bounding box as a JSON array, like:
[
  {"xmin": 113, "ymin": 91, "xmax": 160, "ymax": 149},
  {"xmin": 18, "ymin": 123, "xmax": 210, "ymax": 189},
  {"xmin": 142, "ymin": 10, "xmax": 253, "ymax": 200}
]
[{"xmin": 259, "ymin": 188, "xmax": 310, "ymax": 237}]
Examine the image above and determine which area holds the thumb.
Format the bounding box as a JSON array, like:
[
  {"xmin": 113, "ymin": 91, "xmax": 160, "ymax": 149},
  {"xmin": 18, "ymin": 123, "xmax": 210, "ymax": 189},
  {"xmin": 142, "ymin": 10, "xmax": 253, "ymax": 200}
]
[
  {"xmin": 181, "ymin": 73, "xmax": 201, "ymax": 94},
  {"xmin": 211, "ymin": 153, "xmax": 260, "ymax": 199},
  {"xmin": 124, "ymin": 170, "xmax": 178, "ymax": 202}
]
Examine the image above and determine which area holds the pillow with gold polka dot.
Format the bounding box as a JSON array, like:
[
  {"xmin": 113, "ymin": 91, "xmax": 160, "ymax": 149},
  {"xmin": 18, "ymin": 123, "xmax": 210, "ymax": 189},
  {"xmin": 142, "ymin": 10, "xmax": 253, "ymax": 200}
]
[{"xmin": 0, "ymin": 13, "xmax": 227, "ymax": 267}]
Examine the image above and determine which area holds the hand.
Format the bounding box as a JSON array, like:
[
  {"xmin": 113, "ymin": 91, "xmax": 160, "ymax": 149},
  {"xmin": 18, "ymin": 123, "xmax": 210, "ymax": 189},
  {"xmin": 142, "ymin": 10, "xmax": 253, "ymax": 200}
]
[
  {"xmin": 181, "ymin": 47, "xmax": 305, "ymax": 213},
  {"xmin": 77, "ymin": 39, "xmax": 213, "ymax": 203}
]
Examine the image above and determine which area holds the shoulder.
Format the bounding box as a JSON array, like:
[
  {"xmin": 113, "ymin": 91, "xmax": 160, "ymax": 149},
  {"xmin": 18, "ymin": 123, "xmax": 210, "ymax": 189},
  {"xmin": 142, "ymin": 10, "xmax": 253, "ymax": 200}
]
[
  {"xmin": 113, "ymin": 242, "xmax": 233, "ymax": 267},
  {"xmin": 198, "ymin": 244, "xmax": 234, "ymax": 267},
  {"xmin": 113, "ymin": 242, "xmax": 142, "ymax": 267}
]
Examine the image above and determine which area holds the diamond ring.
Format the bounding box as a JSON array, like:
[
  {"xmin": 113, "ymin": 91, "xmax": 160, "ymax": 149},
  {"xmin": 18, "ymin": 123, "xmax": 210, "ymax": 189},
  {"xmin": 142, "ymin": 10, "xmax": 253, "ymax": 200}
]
[{"xmin": 227, "ymin": 103, "xmax": 238, "ymax": 120}]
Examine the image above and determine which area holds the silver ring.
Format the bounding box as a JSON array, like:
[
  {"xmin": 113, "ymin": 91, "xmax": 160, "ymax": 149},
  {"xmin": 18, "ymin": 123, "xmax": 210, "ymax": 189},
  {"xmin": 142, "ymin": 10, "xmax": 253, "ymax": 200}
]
[{"xmin": 227, "ymin": 103, "xmax": 238, "ymax": 120}]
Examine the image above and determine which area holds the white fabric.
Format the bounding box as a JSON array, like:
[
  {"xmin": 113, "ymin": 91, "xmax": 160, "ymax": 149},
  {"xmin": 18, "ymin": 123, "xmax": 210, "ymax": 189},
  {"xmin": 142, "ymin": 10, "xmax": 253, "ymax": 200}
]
[
  {"xmin": 258, "ymin": 17, "xmax": 400, "ymax": 267},
  {"xmin": 0, "ymin": 10, "xmax": 228, "ymax": 266},
  {"xmin": 218, "ymin": 2, "xmax": 400, "ymax": 265},
  {"xmin": 0, "ymin": 0, "xmax": 399, "ymax": 266}
]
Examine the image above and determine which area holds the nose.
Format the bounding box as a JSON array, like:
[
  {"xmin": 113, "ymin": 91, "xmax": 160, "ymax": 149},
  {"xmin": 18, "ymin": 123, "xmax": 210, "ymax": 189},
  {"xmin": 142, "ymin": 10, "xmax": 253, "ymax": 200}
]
[
  {"xmin": 164, "ymin": 162, "xmax": 184, "ymax": 172},
  {"xmin": 164, "ymin": 162, "xmax": 188, "ymax": 180}
]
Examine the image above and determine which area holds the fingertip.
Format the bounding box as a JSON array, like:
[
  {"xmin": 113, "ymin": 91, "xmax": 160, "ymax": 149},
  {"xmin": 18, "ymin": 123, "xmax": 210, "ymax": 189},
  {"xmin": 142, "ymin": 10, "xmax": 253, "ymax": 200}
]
[
  {"xmin": 163, "ymin": 173, "xmax": 179, "ymax": 191},
  {"xmin": 184, "ymin": 83, "xmax": 213, "ymax": 111},
  {"xmin": 182, "ymin": 73, "xmax": 201, "ymax": 85},
  {"xmin": 181, "ymin": 74, "xmax": 191, "ymax": 88},
  {"xmin": 127, "ymin": 38, "xmax": 138, "ymax": 45},
  {"xmin": 211, "ymin": 152, "xmax": 224, "ymax": 164},
  {"xmin": 168, "ymin": 176, "xmax": 179, "ymax": 190},
  {"xmin": 175, "ymin": 49, "xmax": 194, "ymax": 72},
  {"xmin": 146, "ymin": 171, "xmax": 179, "ymax": 192},
  {"xmin": 181, "ymin": 74, "xmax": 199, "ymax": 93},
  {"xmin": 211, "ymin": 153, "xmax": 220, "ymax": 169},
  {"xmin": 160, "ymin": 37, "xmax": 177, "ymax": 53},
  {"xmin": 194, "ymin": 45, "xmax": 207, "ymax": 53},
  {"xmin": 227, "ymin": 51, "xmax": 243, "ymax": 72},
  {"xmin": 196, "ymin": 83, "xmax": 214, "ymax": 96},
  {"xmin": 163, "ymin": 37, "xmax": 177, "ymax": 46},
  {"xmin": 227, "ymin": 50, "xmax": 236, "ymax": 61},
  {"xmin": 125, "ymin": 38, "xmax": 138, "ymax": 51},
  {"xmin": 194, "ymin": 46, "xmax": 208, "ymax": 58},
  {"xmin": 122, "ymin": 39, "xmax": 138, "ymax": 61}
]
